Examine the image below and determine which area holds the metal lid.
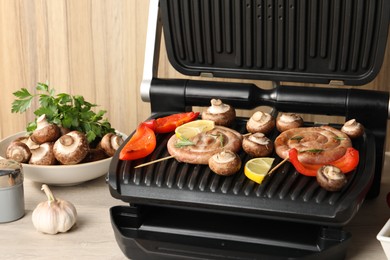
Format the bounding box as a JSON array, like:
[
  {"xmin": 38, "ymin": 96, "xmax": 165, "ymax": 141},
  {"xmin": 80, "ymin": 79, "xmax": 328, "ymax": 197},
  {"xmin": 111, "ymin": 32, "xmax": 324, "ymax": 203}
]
[
  {"xmin": 0, "ymin": 159, "xmax": 23, "ymax": 188},
  {"xmin": 160, "ymin": 0, "xmax": 390, "ymax": 86}
]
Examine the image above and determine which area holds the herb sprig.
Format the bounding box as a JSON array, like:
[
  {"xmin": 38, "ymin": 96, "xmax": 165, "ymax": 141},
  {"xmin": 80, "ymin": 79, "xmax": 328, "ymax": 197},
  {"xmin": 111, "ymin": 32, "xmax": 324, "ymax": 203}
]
[
  {"xmin": 175, "ymin": 137, "xmax": 195, "ymax": 148},
  {"xmin": 11, "ymin": 82, "xmax": 115, "ymax": 143}
]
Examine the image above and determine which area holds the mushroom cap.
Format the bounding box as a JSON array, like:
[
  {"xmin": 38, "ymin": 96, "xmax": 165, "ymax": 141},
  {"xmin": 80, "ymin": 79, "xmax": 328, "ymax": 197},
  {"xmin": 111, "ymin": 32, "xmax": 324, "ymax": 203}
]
[
  {"xmin": 276, "ymin": 113, "xmax": 304, "ymax": 132},
  {"xmin": 201, "ymin": 99, "xmax": 236, "ymax": 127},
  {"xmin": 31, "ymin": 115, "xmax": 60, "ymax": 144},
  {"xmin": 29, "ymin": 142, "xmax": 57, "ymax": 165},
  {"xmin": 53, "ymin": 131, "xmax": 89, "ymax": 165},
  {"xmin": 208, "ymin": 150, "xmax": 241, "ymax": 176},
  {"xmin": 59, "ymin": 126, "xmax": 71, "ymax": 136},
  {"xmin": 246, "ymin": 111, "xmax": 275, "ymax": 134},
  {"xmin": 316, "ymin": 165, "xmax": 347, "ymax": 192},
  {"xmin": 341, "ymin": 119, "xmax": 365, "ymax": 139},
  {"xmin": 6, "ymin": 141, "xmax": 32, "ymax": 163},
  {"xmin": 242, "ymin": 133, "xmax": 274, "ymax": 157},
  {"xmin": 99, "ymin": 133, "xmax": 123, "ymax": 157},
  {"xmin": 14, "ymin": 136, "xmax": 39, "ymax": 150},
  {"xmin": 82, "ymin": 148, "xmax": 109, "ymax": 163}
]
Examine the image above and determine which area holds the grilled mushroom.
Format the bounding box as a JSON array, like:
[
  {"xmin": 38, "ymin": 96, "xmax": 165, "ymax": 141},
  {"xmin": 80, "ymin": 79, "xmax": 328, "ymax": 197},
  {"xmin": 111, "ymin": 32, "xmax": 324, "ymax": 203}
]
[
  {"xmin": 99, "ymin": 133, "xmax": 123, "ymax": 157},
  {"xmin": 246, "ymin": 111, "xmax": 275, "ymax": 134},
  {"xmin": 31, "ymin": 114, "xmax": 60, "ymax": 144},
  {"xmin": 29, "ymin": 142, "xmax": 57, "ymax": 165},
  {"xmin": 242, "ymin": 133, "xmax": 273, "ymax": 157},
  {"xmin": 6, "ymin": 141, "xmax": 31, "ymax": 163},
  {"xmin": 316, "ymin": 165, "xmax": 347, "ymax": 192},
  {"xmin": 341, "ymin": 119, "xmax": 364, "ymax": 139},
  {"xmin": 276, "ymin": 113, "xmax": 304, "ymax": 132},
  {"xmin": 208, "ymin": 150, "xmax": 241, "ymax": 176},
  {"xmin": 202, "ymin": 99, "xmax": 236, "ymax": 127},
  {"xmin": 53, "ymin": 131, "xmax": 89, "ymax": 165}
]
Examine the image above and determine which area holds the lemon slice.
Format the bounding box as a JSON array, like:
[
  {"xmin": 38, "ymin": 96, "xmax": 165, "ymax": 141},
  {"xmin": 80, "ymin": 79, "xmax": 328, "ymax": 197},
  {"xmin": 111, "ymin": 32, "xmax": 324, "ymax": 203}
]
[
  {"xmin": 244, "ymin": 157, "xmax": 275, "ymax": 184},
  {"xmin": 175, "ymin": 120, "xmax": 215, "ymax": 140}
]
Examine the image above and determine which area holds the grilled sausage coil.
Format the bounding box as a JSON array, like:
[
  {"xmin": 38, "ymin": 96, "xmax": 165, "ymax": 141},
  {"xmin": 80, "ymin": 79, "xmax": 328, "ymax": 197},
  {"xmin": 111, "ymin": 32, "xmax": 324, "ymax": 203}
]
[
  {"xmin": 274, "ymin": 126, "xmax": 352, "ymax": 165},
  {"xmin": 167, "ymin": 126, "xmax": 242, "ymax": 165}
]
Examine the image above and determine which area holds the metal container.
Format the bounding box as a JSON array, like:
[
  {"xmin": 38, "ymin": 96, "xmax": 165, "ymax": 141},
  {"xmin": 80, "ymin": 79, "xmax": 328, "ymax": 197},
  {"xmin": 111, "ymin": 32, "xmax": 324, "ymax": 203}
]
[{"xmin": 0, "ymin": 159, "xmax": 24, "ymax": 223}]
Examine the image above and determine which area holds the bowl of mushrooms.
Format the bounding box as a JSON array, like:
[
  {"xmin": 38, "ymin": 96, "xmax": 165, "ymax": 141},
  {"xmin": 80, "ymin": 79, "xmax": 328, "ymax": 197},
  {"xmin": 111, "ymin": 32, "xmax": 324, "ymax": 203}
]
[
  {"xmin": 0, "ymin": 129, "xmax": 125, "ymax": 186},
  {"xmin": 2, "ymin": 83, "xmax": 129, "ymax": 185}
]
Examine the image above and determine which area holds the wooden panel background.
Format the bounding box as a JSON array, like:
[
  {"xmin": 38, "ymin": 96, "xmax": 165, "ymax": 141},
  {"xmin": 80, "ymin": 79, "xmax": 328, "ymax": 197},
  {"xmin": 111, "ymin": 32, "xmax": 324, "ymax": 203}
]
[{"xmin": 0, "ymin": 0, "xmax": 389, "ymax": 149}]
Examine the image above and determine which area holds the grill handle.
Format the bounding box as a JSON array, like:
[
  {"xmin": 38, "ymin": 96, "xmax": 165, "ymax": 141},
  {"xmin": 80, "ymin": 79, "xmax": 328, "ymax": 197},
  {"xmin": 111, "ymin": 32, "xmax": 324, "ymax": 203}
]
[
  {"xmin": 186, "ymin": 80, "xmax": 352, "ymax": 115},
  {"xmin": 151, "ymin": 78, "xmax": 389, "ymax": 120}
]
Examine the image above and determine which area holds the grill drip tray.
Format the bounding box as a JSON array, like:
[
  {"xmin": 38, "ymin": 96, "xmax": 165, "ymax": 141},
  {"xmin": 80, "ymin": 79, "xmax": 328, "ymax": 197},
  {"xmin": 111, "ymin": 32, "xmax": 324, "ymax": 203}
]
[
  {"xmin": 110, "ymin": 204, "xmax": 351, "ymax": 260},
  {"xmin": 108, "ymin": 116, "xmax": 375, "ymax": 259}
]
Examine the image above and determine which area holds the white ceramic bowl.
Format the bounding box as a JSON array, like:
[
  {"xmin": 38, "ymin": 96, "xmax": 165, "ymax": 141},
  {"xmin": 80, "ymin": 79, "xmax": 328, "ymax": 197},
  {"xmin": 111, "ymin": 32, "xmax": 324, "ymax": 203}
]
[
  {"xmin": 0, "ymin": 131, "xmax": 125, "ymax": 186},
  {"xmin": 377, "ymin": 218, "xmax": 390, "ymax": 259}
]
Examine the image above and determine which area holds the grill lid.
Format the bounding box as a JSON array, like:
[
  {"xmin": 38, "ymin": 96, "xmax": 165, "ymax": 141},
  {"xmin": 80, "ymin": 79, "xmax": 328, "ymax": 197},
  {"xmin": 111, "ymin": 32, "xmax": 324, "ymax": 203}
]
[
  {"xmin": 108, "ymin": 116, "xmax": 376, "ymax": 227},
  {"xmin": 160, "ymin": 0, "xmax": 390, "ymax": 85}
]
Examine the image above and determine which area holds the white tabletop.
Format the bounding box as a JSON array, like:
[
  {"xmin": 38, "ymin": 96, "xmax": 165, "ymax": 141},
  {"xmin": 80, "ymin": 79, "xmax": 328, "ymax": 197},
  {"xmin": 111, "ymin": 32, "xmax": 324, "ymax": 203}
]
[{"xmin": 0, "ymin": 154, "xmax": 389, "ymax": 260}]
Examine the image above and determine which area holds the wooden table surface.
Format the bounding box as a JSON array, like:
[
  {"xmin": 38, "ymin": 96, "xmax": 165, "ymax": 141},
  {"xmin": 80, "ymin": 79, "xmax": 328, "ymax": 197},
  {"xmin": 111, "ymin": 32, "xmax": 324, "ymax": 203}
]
[{"xmin": 1, "ymin": 154, "xmax": 389, "ymax": 260}]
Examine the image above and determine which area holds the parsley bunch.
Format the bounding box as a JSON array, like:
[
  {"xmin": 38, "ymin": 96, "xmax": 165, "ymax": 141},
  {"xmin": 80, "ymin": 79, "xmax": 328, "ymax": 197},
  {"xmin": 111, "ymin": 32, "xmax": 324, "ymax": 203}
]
[{"xmin": 11, "ymin": 82, "xmax": 115, "ymax": 143}]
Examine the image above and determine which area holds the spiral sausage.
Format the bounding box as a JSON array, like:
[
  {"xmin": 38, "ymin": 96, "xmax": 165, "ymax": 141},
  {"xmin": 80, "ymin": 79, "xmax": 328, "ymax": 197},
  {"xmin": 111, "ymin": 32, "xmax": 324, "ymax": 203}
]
[
  {"xmin": 274, "ymin": 126, "xmax": 352, "ymax": 164},
  {"xmin": 167, "ymin": 126, "xmax": 242, "ymax": 165}
]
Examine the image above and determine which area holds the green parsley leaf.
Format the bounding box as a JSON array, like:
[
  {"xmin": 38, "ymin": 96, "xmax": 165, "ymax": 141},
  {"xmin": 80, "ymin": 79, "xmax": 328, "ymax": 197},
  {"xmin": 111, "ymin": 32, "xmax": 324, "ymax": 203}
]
[{"xmin": 11, "ymin": 82, "xmax": 115, "ymax": 143}]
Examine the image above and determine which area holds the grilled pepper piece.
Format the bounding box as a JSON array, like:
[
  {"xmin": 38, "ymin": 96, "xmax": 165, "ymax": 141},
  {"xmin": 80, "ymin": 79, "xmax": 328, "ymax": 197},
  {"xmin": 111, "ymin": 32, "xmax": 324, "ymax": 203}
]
[
  {"xmin": 329, "ymin": 147, "xmax": 360, "ymax": 173},
  {"xmin": 119, "ymin": 112, "xmax": 199, "ymax": 161},
  {"xmin": 119, "ymin": 122, "xmax": 156, "ymax": 161},
  {"xmin": 288, "ymin": 148, "xmax": 319, "ymax": 176},
  {"xmin": 288, "ymin": 147, "xmax": 359, "ymax": 177},
  {"xmin": 146, "ymin": 112, "xmax": 200, "ymax": 133}
]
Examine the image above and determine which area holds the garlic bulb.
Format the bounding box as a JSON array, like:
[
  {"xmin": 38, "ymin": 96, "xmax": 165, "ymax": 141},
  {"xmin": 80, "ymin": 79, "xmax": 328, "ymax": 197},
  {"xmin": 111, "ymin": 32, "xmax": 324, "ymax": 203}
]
[{"xmin": 32, "ymin": 184, "xmax": 77, "ymax": 234}]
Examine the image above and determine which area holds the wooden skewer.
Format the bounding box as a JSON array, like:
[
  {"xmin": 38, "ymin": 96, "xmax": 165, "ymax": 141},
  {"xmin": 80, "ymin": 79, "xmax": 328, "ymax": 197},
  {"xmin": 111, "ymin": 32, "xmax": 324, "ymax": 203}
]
[
  {"xmin": 134, "ymin": 155, "xmax": 175, "ymax": 169},
  {"xmin": 134, "ymin": 152, "xmax": 289, "ymax": 176},
  {"xmin": 267, "ymin": 156, "xmax": 289, "ymax": 176}
]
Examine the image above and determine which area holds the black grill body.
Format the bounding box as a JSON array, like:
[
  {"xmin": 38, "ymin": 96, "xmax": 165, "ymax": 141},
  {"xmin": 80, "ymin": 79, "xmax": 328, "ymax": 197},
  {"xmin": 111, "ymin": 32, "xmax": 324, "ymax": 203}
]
[{"xmin": 108, "ymin": 0, "xmax": 390, "ymax": 259}]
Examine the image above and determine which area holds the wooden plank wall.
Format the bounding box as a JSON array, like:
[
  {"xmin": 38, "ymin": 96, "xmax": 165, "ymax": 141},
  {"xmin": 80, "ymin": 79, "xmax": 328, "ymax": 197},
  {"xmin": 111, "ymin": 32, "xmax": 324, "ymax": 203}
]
[
  {"xmin": 0, "ymin": 0, "xmax": 389, "ymax": 149},
  {"xmin": 0, "ymin": 0, "xmax": 150, "ymax": 139}
]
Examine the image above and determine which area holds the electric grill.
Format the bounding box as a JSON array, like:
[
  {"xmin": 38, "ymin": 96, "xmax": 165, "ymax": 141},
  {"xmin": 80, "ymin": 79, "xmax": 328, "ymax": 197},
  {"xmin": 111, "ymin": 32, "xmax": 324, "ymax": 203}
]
[{"xmin": 108, "ymin": 0, "xmax": 390, "ymax": 259}]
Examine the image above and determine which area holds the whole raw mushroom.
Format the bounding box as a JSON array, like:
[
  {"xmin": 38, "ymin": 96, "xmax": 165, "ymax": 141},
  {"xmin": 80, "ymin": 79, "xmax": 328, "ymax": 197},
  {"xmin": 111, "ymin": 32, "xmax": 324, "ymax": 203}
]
[
  {"xmin": 208, "ymin": 150, "xmax": 241, "ymax": 176},
  {"xmin": 30, "ymin": 114, "xmax": 61, "ymax": 144},
  {"xmin": 276, "ymin": 113, "xmax": 304, "ymax": 132},
  {"xmin": 53, "ymin": 131, "xmax": 89, "ymax": 165},
  {"xmin": 82, "ymin": 148, "xmax": 108, "ymax": 163},
  {"xmin": 6, "ymin": 141, "xmax": 31, "ymax": 163},
  {"xmin": 13, "ymin": 136, "xmax": 39, "ymax": 150},
  {"xmin": 242, "ymin": 133, "xmax": 274, "ymax": 157},
  {"xmin": 202, "ymin": 99, "xmax": 236, "ymax": 127},
  {"xmin": 316, "ymin": 165, "xmax": 347, "ymax": 192},
  {"xmin": 246, "ymin": 111, "xmax": 275, "ymax": 134},
  {"xmin": 29, "ymin": 142, "xmax": 57, "ymax": 165},
  {"xmin": 99, "ymin": 133, "xmax": 123, "ymax": 157},
  {"xmin": 341, "ymin": 119, "xmax": 365, "ymax": 138}
]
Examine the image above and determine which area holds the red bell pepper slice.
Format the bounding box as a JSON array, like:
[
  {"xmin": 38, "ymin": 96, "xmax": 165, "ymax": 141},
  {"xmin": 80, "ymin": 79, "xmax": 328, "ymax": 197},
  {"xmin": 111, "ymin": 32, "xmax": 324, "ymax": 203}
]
[
  {"xmin": 119, "ymin": 112, "xmax": 199, "ymax": 161},
  {"xmin": 119, "ymin": 122, "xmax": 156, "ymax": 161},
  {"xmin": 149, "ymin": 111, "xmax": 200, "ymax": 133},
  {"xmin": 329, "ymin": 147, "xmax": 359, "ymax": 173},
  {"xmin": 288, "ymin": 147, "xmax": 359, "ymax": 177},
  {"xmin": 142, "ymin": 119, "xmax": 157, "ymax": 131},
  {"xmin": 288, "ymin": 148, "xmax": 319, "ymax": 176}
]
